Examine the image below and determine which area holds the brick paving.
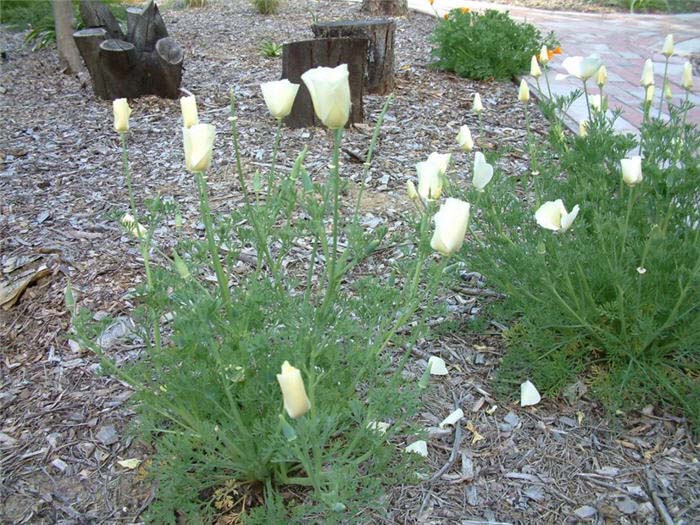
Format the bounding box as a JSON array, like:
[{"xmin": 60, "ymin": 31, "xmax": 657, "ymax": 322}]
[{"xmin": 411, "ymin": 0, "xmax": 700, "ymax": 133}]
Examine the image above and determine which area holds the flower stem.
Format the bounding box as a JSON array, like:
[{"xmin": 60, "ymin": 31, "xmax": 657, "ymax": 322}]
[
  {"xmin": 582, "ymin": 79, "xmax": 592, "ymax": 121},
  {"xmin": 120, "ymin": 132, "xmax": 137, "ymax": 217},
  {"xmin": 320, "ymin": 128, "xmax": 344, "ymax": 315},
  {"xmin": 195, "ymin": 171, "xmax": 231, "ymax": 306},
  {"xmin": 267, "ymin": 119, "xmax": 283, "ymax": 195},
  {"xmin": 229, "ymin": 90, "xmax": 250, "ymax": 206},
  {"xmin": 120, "ymin": 131, "xmax": 159, "ymax": 350},
  {"xmin": 543, "ymin": 65, "xmax": 553, "ymax": 101},
  {"xmin": 657, "ymin": 57, "xmax": 669, "ymax": 119}
]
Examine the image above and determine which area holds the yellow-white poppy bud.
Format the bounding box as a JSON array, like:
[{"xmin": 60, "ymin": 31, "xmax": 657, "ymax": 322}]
[
  {"xmin": 113, "ymin": 98, "xmax": 131, "ymax": 133},
  {"xmin": 472, "ymin": 93, "xmax": 484, "ymax": 114},
  {"xmin": 620, "ymin": 156, "xmax": 643, "ymax": 186},
  {"xmin": 535, "ymin": 199, "xmax": 579, "ymax": 233},
  {"xmin": 664, "ymin": 81, "xmax": 672, "ymax": 101},
  {"xmin": 301, "ymin": 64, "xmax": 351, "ymax": 129},
  {"xmin": 120, "ymin": 213, "xmax": 146, "ymax": 238},
  {"xmin": 530, "ymin": 55, "xmax": 541, "ymax": 78},
  {"xmin": 180, "ymin": 95, "xmax": 199, "ymax": 128},
  {"xmin": 518, "ymin": 79, "xmax": 530, "ymax": 103},
  {"xmin": 662, "ymin": 34, "xmax": 673, "ymax": 57},
  {"xmin": 645, "ymin": 84, "xmax": 655, "ymax": 103},
  {"xmin": 276, "ymin": 361, "xmax": 311, "ymax": 419},
  {"xmin": 681, "ymin": 62, "xmax": 694, "ymax": 91},
  {"xmin": 579, "ymin": 120, "xmax": 588, "ymax": 137},
  {"xmin": 640, "ymin": 58, "xmax": 655, "ymax": 87},
  {"xmin": 456, "ymin": 125, "xmax": 473, "ymax": 152},
  {"xmin": 407, "ymin": 180, "xmax": 419, "ymax": 201},
  {"xmin": 596, "ymin": 65, "xmax": 607, "ymax": 87},
  {"xmin": 472, "ymin": 152, "xmax": 493, "ymax": 192},
  {"xmin": 260, "ymin": 79, "xmax": 300, "ymax": 120},
  {"xmin": 183, "ymin": 123, "xmax": 216, "ymax": 172},
  {"xmin": 539, "ymin": 45, "xmax": 549, "ymax": 65},
  {"xmin": 430, "ymin": 198, "xmax": 470, "ymax": 256},
  {"xmin": 416, "ymin": 161, "xmax": 443, "ymax": 201}
]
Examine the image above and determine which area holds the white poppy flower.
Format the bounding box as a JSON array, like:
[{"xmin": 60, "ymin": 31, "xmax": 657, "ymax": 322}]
[
  {"xmin": 472, "ymin": 152, "xmax": 493, "ymax": 191},
  {"xmin": 535, "ymin": 199, "xmax": 579, "ymax": 233}
]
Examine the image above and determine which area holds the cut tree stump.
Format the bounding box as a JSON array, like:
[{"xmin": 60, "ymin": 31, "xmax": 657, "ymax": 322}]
[
  {"xmin": 360, "ymin": 0, "xmax": 408, "ymax": 17},
  {"xmin": 281, "ymin": 37, "xmax": 367, "ymax": 128},
  {"xmin": 73, "ymin": 0, "xmax": 183, "ymax": 100},
  {"xmin": 311, "ymin": 19, "xmax": 395, "ymax": 95}
]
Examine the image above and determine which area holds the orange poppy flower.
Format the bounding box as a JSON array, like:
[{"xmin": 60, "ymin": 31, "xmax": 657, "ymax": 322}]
[
  {"xmin": 460, "ymin": 7, "xmax": 470, "ymax": 13},
  {"xmin": 443, "ymin": 13, "xmax": 449, "ymax": 19},
  {"xmin": 547, "ymin": 46, "xmax": 563, "ymax": 60},
  {"xmin": 428, "ymin": 0, "xmax": 434, "ymax": 5}
]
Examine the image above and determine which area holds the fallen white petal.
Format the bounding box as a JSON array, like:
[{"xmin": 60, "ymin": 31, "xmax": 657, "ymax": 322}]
[
  {"xmin": 520, "ymin": 380, "xmax": 541, "ymax": 407},
  {"xmin": 439, "ymin": 408, "xmax": 465, "ymax": 428},
  {"xmin": 405, "ymin": 440, "xmax": 428, "ymax": 457},
  {"xmin": 117, "ymin": 458, "xmax": 142, "ymax": 469},
  {"xmin": 428, "ymin": 356, "xmax": 448, "ymax": 375},
  {"xmin": 367, "ymin": 421, "xmax": 390, "ymax": 434}
]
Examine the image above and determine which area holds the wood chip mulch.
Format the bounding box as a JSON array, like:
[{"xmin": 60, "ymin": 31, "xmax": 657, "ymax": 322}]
[{"xmin": 1, "ymin": 0, "xmax": 698, "ymax": 523}]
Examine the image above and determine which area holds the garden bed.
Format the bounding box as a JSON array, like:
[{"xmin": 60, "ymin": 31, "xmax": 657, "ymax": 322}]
[{"xmin": 1, "ymin": 0, "xmax": 698, "ymax": 523}]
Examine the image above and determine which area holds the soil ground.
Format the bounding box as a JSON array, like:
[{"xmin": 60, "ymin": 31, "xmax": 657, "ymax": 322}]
[{"xmin": 1, "ymin": 0, "xmax": 699, "ymax": 523}]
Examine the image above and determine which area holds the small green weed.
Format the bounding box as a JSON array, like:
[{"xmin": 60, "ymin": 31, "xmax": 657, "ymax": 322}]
[
  {"xmin": 252, "ymin": 0, "xmax": 280, "ymax": 15},
  {"xmin": 259, "ymin": 39, "xmax": 282, "ymax": 58}
]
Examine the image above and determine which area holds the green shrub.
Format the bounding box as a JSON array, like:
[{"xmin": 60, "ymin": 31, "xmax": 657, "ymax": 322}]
[
  {"xmin": 252, "ymin": 0, "xmax": 280, "ymax": 15},
  {"xmin": 0, "ymin": 0, "xmax": 125, "ymax": 50},
  {"xmin": 0, "ymin": 0, "xmax": 52, "ymax": 28},
  {"xmin": 430, "ymin": 9, "xmax": 557, "ymax": 81},
  {"xmin": 457, "ymin": 88, "xmax": 699, "ymax": 430}
]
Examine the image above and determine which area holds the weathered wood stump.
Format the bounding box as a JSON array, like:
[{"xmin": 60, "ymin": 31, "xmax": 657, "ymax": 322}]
[
  {"xmin": 281, "ymin": 38, "xmax": 367, "ymax": 128},
  {"xmin": 73, "ymin": 0, "xmax": 183, "ymax": 100},
  {"xmin": 360, "ymin": 0, "xmax": 408, "ymax": 17},
  {"xmin": 311, "ymin": 19, "xmax": 395, "ymax": 95}
]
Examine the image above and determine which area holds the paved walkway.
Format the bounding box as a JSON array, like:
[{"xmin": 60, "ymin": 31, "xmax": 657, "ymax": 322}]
[{"xmin": 411, "ymin": 0, "xmax": 700, "ymax": 133}]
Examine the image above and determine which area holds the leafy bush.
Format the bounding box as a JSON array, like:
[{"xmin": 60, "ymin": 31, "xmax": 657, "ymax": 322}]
[
  {"xmin": 457, "ymin": 83, "xmax": 699, "ymax": 429},
  {"xmin": 0, "ymin": 0, "xmax": 125, "ymax": 49},
  {"xmin": 71, "ymin": 96, "xmax": 450, "ymax": 522},
  {"xmin": 0, "ymin": 0, "xmax": 52, "ymax": 28},
  {"xmin": 252, "ymin": 0, "xmax": 280, "ymax": 15},
  {"xmin": 430, "ymin": 9, "xmax": 557, "ymax": 81}
]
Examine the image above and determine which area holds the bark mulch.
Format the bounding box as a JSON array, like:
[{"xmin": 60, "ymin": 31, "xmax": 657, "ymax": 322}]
[{"xmin": 1, "ymin": 0, "xmax": 698, "ymax": 523}]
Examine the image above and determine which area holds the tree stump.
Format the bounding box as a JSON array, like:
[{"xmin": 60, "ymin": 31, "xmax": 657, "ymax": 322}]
[
  {"xmin": 360, "ymin": 0, "xmax": 408, "ymax": 17},
  {"xmin": 73, "ymin": 0, "xmax": 183, "ymax": 100},
  {"xmin": 311, "ymin": 19, "xmax": 395, "ymax": 95},
  {"xmin": 281, "ymin": 38, "xmax": 367, "ymax": 129}
]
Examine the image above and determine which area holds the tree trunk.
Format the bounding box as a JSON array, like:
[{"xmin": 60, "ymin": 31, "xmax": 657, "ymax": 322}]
[
  {"xmin": 311, "ymin": 19, "xmax": 395, "ymax": 95},
  {"xmin": 360, "ymin": 0, "xmax": 408, "ymax": 17},
  {"xmin": 281, "ymin": 38, "xmax": 367, "ymax": 128},
  {"xmin": 52, "ymin": 0, "xmax": 83, "ymax": 74}
]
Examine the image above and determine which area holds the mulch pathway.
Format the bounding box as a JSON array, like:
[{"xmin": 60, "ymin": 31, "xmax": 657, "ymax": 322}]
[{"xmin": 1, "ymin": 0, "xmax": 698, "ymax": 523}]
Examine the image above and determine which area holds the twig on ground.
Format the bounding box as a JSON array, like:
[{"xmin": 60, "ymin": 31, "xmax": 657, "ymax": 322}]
[{"xmin": 645, "ymin": 468, "xmax": 674, "ymax": 525}]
